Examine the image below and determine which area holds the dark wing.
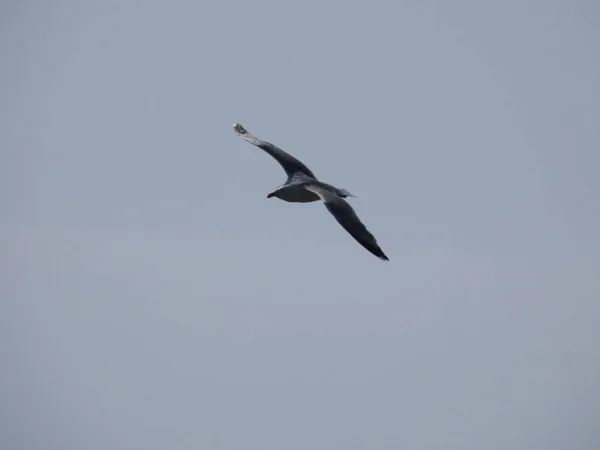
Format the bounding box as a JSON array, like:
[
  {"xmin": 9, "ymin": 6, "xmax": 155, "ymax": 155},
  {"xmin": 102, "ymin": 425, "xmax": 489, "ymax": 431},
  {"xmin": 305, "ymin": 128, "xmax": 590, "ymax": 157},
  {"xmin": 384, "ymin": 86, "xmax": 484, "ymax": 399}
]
[
  {"xmin": 233, "ymin": 123, "xmax": 316, "ymax": 179},
  {"xmin": 305, "ymin": 185, "xmax": 389, "ymax": 261}
]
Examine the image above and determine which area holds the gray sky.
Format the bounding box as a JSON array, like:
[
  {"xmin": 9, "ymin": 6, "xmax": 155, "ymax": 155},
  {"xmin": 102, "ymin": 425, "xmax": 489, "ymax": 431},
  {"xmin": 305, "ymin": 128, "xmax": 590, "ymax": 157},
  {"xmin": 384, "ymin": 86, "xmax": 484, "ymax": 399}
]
[{"xmin": 2, "ymin": 1, "xmax": 599, "ymax": 449}]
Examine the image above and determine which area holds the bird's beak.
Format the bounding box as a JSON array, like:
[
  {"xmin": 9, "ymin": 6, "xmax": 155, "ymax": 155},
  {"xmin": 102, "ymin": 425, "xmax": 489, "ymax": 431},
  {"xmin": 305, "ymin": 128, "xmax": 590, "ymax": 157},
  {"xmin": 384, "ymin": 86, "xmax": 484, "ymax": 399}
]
[{"xmin": 267, "ymin": 192, "xmax": 275, "ymax": 198}]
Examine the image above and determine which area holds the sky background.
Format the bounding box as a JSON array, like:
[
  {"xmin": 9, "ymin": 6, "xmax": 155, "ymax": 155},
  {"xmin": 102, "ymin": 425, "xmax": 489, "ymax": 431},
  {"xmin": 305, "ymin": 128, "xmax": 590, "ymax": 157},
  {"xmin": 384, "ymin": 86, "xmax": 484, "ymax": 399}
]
[{"xmin": 2, "ymin": 1, "xmax": 599, "ymax": 449}]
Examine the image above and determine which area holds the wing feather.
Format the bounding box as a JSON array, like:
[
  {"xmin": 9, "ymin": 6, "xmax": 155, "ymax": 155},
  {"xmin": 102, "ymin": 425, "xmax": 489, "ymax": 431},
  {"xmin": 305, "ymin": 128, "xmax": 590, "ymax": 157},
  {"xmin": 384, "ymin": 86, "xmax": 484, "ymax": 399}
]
[
  {"xmin": 305, "ymin": 185, "xmax": 389, "ymax": 261},
  {"xmin": 233, "ymin": 124, "xmax": 316, "ymax": 179}
]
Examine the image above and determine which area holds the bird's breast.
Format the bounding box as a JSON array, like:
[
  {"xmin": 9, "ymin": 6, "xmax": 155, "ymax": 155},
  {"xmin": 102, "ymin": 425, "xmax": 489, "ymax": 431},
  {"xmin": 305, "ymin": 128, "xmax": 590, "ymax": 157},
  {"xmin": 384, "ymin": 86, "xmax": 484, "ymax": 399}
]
[{"xmin": 274, "ymin": 185, "xmax": 320, "ymax": 203}]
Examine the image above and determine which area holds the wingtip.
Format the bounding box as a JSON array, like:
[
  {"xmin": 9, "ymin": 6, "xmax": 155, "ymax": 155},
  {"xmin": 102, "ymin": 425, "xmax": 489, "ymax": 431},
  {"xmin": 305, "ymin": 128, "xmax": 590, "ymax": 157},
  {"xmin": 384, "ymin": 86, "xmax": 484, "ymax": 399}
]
[
  {"xmin": 232, "ymin": 123, "xmax": 246, "ymax": 135},
  {"xmin": 375, "ymin": 247, "xmax": 390, "ymax": 261}
]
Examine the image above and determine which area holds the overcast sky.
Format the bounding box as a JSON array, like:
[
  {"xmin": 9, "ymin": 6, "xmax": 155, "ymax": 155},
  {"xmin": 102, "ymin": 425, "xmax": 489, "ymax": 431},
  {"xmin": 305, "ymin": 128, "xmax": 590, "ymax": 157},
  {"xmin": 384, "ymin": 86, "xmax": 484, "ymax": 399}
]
[{"xmin": 2, "ymin": 1, "xmax": 599, "ymax": 449}]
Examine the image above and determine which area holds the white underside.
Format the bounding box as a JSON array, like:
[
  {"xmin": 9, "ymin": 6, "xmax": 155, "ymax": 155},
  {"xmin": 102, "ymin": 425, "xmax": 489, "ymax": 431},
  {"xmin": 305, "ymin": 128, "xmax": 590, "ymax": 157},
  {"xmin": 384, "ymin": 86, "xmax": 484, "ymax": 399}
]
[{"xmin": 272, "ymin": 184, "xmax": 320, "ymax": 203}]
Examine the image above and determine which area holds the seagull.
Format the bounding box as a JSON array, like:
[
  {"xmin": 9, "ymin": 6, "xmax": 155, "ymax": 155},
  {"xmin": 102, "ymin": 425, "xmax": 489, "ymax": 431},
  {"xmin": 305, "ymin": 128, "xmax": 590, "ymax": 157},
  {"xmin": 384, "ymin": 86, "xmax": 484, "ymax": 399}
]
[{"xmin": 233, "ymin": 123, "xmax": 389, "ymax": 261}]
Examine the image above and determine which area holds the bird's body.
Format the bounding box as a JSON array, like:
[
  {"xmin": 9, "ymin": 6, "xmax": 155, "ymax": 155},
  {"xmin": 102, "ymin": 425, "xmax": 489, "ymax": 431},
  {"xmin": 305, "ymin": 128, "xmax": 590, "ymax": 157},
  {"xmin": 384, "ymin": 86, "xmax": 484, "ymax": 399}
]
[
  {"xmin": 269, "ymin": 183, "xmax": 320, "ymax": 203},
  {"xmin": 233, "ymin": 123, "xmax": 389, "ymax": 261}
]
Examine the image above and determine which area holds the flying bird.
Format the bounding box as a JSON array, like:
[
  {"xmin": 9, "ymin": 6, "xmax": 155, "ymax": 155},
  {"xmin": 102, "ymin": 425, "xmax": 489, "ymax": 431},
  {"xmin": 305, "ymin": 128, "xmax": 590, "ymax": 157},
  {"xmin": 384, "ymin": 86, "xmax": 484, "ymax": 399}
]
[{"xmin": 233, "ymin": 123, "xmax": 389, "ymax": 261}]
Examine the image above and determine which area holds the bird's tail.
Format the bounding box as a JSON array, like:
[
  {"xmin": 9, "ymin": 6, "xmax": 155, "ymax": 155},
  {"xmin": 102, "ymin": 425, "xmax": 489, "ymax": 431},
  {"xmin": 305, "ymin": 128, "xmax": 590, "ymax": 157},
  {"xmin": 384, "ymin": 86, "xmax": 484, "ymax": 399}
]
[{"xmin": 337, "ymin": 188, "xmax": 356, "ymax": 198}]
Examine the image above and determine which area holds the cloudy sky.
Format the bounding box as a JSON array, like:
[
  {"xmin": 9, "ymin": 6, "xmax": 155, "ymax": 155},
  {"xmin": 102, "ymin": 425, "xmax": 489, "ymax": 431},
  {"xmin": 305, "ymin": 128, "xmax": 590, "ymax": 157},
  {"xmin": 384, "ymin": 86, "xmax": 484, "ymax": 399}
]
[{"xmin": 2, "ymin": 1, "xmax": 599, "ymax": 449}]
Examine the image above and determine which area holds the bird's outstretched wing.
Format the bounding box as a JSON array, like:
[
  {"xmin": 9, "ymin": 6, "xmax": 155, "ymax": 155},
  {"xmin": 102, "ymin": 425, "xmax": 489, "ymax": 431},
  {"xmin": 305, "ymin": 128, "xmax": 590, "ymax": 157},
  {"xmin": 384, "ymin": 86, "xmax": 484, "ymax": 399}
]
[
  {"xmin": 304, "ymin": 184, "xmax": 389, "ymax": 261},
  {"xmin": 233, "ymin": 123, "xmax": 317, "ymax": 179}
]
